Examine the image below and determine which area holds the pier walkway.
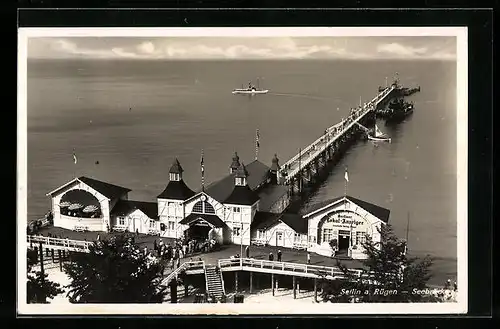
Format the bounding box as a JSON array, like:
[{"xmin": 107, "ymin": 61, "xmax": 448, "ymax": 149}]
[{"xmin": 277, "ymin": 86, "xmax": 395, "ymax": 185}]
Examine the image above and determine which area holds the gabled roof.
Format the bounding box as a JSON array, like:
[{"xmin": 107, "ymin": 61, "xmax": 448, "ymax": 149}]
[
  {"xmin": 111, "ymin": 200, "xmax": 158, "ymax": 220},
  {"xmin": 251, "ymin": 211, "xmax": 281, "ymax": 230},
  {"xmin": 280, "ymin": 213, "xmax": 308, "ymax": 234},
  {"xmin": 250, "ymin": 212, "xmax": 307, "ymax": 234},
  {"xmin": 157, "ymin": 180, "xmax": 196, "ymax": 200},
  {"xmin": 179, "ymin": 213, "xmax": 227, "ymax": 228},
  {"xmin": 257, "ymin": 184, "xmax": 289, "ymax": 212},
  {"xmin": 47, "ymin": 176, "xmax": 131, "ymax": 200},
  {"xmin": 300, "ymin": 195, "xmax": 390, "ymax": 223},
  {"xmin": 224, "ymin": 185, "xmax": 260, "ymax": 206},
  {"xmin": 204, "ymin": 159, "xmax": 270, "ymax": 203}
]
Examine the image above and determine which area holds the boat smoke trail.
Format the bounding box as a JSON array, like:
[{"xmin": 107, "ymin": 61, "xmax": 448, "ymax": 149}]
[{"xmin": 267, "ymin": 92, "xmax": 349, "ymax": 104}]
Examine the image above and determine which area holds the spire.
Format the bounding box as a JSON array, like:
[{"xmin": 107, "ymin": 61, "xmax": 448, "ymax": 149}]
[
  {"xmin": 235, "ymin": 163, "xmax": 248, "ymax": 186},
  {"xmin": 169, "ymin": 158, "xmax": 183, "ymax": 181},
  {"xmin": 270, "ymin": 153, "xmax": 280, "ymax": 172},
  {"xmin": 230, "ymin": 152, "xmax": 240, "ymax": 174}
]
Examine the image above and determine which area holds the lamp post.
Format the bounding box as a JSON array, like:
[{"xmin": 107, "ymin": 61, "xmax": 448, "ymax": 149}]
[{"xmin": 240, "ymin": 219, "xmax": 243, "ymax": 267}]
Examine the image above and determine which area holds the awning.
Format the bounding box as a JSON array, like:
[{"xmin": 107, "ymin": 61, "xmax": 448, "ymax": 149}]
[
  {"xmin": 180, "ymin": 213, "xmax": 227, "ymax": 228},
  {"xmin": 82, "ymin": 205, "xmax": 99, "ymax": 213},
  {"xmin": 68, "ymin": 203, "xmax": 83, "ymax": 210}
]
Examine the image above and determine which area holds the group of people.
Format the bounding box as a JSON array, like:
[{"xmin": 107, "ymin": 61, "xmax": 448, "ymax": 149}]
[
  {"xmin": 230, "ymin": 247, "xmax": 313, "ymax": 265},
  {"xmin": 150, "ymin": 236, "xmax": 220, "ymax": 271}
]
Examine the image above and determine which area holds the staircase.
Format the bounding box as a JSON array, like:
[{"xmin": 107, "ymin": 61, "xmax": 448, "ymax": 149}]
[{"xmin": 204, "ymin": 265, "xmax": 225, "ymax": 301}]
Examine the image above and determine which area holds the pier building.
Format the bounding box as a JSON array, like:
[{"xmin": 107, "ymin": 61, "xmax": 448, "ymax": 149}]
[{"xmin": 41, "ymin": 82, "xmax": 413, "ymax": 259}]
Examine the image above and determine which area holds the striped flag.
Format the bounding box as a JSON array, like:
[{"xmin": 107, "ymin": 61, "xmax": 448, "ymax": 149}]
[
  {"xmin": 344, "ymin": 167, "xmax": 349, "ymax": 182},
  {"xmin": 256, "ymin": 129, "xmax": 260, "ymax": 148},
  {"xmin": 73, "ymin": 151, "xmax": 78, "ymax": 164},
  {"xmin": 200, "ymin": 150, "xmax": 204, "ymax": 174}
]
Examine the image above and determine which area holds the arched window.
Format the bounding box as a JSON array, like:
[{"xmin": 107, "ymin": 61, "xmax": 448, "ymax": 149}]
[{"xmin": 192, "ymin": 200, "xmax": 216, "ymax": 214}]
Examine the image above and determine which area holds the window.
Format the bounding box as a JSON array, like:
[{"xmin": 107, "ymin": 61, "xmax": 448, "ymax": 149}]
[
  {"xmin": 233, "ymin": 227, "xmax": 241, "ymax": 237},
  {"xmin": 309, "ymin": 235, "xmax": 317, "ymax": 243},
  {"xmin": 204, "ymin": 202, "xmax": 215, "ymax": 214},
  {"xmin": 322, "ymin": 228, "xmax": 333, "ymax": 243},
  {"xmin": 356, "ymin": 231, "xmax": 366, "ymax": 245},
  {"xmin": 235, "ymin": 177, "xmax": 244, "ymax": 186},
  {"xmin": 168, "ymin": 221, "xmax": 175, "ymax": 231},
  {"xmin": 233, "ymin": 207, "xmax": 241, "ymax": 213},
  {"xmin": 192, "ymin": 200, "xmax": 216, "ymax": 214},
  {"xmin": 257, "ymin": 229, "xmax": 266, "ymax": 239},
  {"xmin": 118, "ymin": 217, "xmax": 125, "ymax": 226},
  {"xmin": 149, "ymin": 220, "xmax": 156, "ymax": 228},
  {"xmin": 294, "ymin": 233, "xmax": 301, "ymax": 242},
  {"xmin": 193, "ymin": 201, "xmax": 203, "ymax": 213}
]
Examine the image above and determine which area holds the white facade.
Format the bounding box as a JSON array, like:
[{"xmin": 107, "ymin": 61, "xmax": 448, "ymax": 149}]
[
  {"xmin": 157, "ymin": 198, "xmax": 185, "ymax": 239},
  {"xmin": 157, "ymin": 191, "xmax": 257, "ymax": 245},
  {"xmin": 48, "ymin": 180, "xmax": 122, "ymax": 232},
  {"xmin": 304, "ymin": 198, "xmax": 386, "ymax": 259},
  {"xmin": 113, "ymin": 208, "xmax": 159, "ymax": 235},
  {"xmin": 252, "ymin": 221, "xmax": 307, "ymax": 249}
]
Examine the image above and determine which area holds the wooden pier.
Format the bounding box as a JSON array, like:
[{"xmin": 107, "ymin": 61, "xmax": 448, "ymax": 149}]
[{"xmin": 276, "ymin": 86, "xmax": 396, "ymax": 193}]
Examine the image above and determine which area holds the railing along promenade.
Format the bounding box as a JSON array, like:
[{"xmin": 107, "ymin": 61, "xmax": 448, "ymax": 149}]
[
  {"xmin": 27, "ymin": 235, "xmax": 93, "ymax": 252},
  {"xmin": 218, "ymin": 258, "xmax": 367, "ymax": 280},
  {"xmin": 278, "ymin": 86, "xmax": 395, "ymax": 184}
]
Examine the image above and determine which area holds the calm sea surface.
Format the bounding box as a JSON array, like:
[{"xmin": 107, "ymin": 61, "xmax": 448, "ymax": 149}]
[{"xmin": 26, "ymin": 59, "xmax": 457, "ymax": 281}]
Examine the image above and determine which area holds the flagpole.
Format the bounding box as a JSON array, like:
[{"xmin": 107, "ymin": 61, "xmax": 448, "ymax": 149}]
[
  {"xmin": 298, "ymin": 147, "xmax": 302, "ymax": 193},
  {"xmin": 201, "ymin": 149, "xmax": 205, "ymax": 192},
  {"xmin": 255, "ymin": 129, "xmax": 259, "ymax": 161},
  {"xmin": 405, "ymin": 212, "xmax": 410, "ymax": 254}
]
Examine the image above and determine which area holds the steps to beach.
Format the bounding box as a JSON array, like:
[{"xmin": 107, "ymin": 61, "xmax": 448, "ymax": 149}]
[{"xmin": 204, "ymin": 265, "xmax": 225, "ymax": 301}]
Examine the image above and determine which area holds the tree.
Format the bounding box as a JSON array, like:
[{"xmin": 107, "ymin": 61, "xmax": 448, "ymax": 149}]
[
  {"xmin": 63, "ymin": 233, "xmax": 166, "ymax": 303},
  {"xmin": 320, "ymin": 224, "xmax": 437, "ymax": 303},
  {"xmin": 26, "ymin": 249, "xmax": 64, "ymax": 303}
]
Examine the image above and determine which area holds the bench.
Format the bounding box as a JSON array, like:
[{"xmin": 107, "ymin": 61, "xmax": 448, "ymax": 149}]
[{"xmin": 251, "ymin": 240, "xmax": 267, "ymax": 247}]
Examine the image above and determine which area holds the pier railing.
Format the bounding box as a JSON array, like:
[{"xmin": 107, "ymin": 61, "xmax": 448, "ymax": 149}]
[
  {"xmin": 27, "ymin": 235, "xmax": 93, "ymax": 252},
  {"xmin": 218, "ymin": 258, "xmax": 365, "ymax": 279},
  {"xmin": 278, "ymin": 86, "xmax": 394, "ymax": 183},
  {"xmin": 159, "ymin": 260, "xmax": 206, "ymax": 288}
]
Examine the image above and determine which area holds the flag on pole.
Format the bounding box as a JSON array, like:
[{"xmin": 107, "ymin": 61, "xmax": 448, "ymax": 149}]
[
  {"xmin": 200, "ymin": 150, "xmax": 204, "ymax": 174},
  {"xmin": 200, "ymin": 149, "xmax": 205, "ymax": 191},
  {"xmin": 73, "ymin": 151, "xmax": 78, "ymax": 164},
  {"xmin": 256, "ymin": 129, "xmax": 260, "ymax": 148},
  {"xmin": 344, "ymin": 167, "xmax": 349, "ymax": 182}
]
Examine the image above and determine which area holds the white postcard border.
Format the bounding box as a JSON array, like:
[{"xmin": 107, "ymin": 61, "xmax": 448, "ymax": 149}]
[{"xmin": 17, "ymin": 26, "xmax": 468, "ymax": 315}]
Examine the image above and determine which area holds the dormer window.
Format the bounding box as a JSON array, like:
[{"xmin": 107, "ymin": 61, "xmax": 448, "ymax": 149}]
[
  {"xmin": 169, "ymin": 173, "xmax": 180, "ymax": 181},
  {"xmin": 235, "ymin": 177, "xmax": 246, "ymax": 186}
]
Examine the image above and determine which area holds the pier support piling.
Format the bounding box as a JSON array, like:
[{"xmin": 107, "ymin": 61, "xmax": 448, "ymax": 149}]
[
  {"xmin": 293, "ymin": 276, "xmax": 297, "ymax": 299},
  {"xmin": 235, "ymin": 272, "xmax": 239, "ymax": 292},
  {"xmin": 271, "ymin": 273, "xmax": 275, "ymax": 296},
  {"xmin": 314, "ymin": 278, "xmax": 318, "ymax": 302},
  {"xmin": 58, "ymin": 250, "xmax": 62, "ymax": 271},
  {"xmin": 249, "ymin": 272, "xmax": 253, "ymax": 293},
  {"xmin": 51, "ymin": 249, "xmax": 55, "ymax": 262}
]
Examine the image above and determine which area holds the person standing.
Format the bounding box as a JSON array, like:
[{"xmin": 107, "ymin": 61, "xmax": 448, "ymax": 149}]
[
  {"xmin": 176, "ymin": 257, "xmax": 181, "ymax": 269},
  {"xmin": 269, "ymin": 252, "xmax": 274, "ymax": 261},
  {"xmin": 245, "ymin": 245, "xmax": 250, "ymax": 258},
  {"xmin": 307, "ymin": 252, "xmax": 311, "ymax": 264},
  {"xmin": 277, "ymin": 250, "xmax": 282, "ymax": 262}
]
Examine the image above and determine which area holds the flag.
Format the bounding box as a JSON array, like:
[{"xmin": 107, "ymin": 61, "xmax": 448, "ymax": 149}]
[
  {"xmin": 73, "ymin": 152, "xmax": 78, "ymax": 164},
  {"xmin": 344, "ymin": 168, "xmax": 349, "ymax": 182},
  {"xmin": 256, "ymin": 129, "xmax": 260, "ymax": 148},
  {"xmin": 200, "ymin": 150, "xmax": 204, "ymax": 174}
]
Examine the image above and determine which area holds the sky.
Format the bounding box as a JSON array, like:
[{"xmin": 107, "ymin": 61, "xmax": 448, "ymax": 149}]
[{"xmin": 27, "ymin": 36, "xmax": 456, "ymax": 61}]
